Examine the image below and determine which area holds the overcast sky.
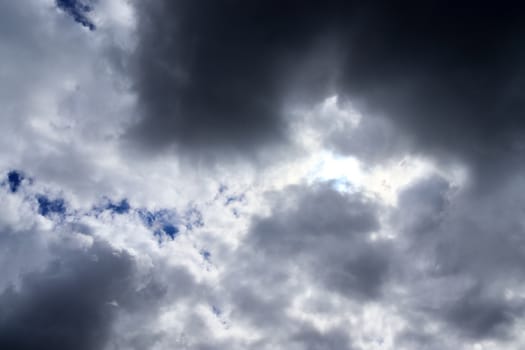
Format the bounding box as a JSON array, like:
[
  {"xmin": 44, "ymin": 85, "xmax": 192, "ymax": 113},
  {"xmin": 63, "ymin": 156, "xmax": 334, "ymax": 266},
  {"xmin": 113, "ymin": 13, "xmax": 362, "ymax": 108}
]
[{"xmin": 1, "ymin": 1, "xmax": 525, "ymax": 349}]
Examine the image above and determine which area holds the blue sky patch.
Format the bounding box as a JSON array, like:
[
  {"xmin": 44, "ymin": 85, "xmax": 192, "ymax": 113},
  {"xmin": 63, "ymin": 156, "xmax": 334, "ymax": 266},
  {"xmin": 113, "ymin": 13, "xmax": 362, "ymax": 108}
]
[
  {"xmin": 7, "ymin": 170, "xmax": 23, "ymax": 193},
  {"xmin": 37, "ymin": 195, "xmax": 66, "ymax": 217},
  {"xmin": 91, "ymin": 198, "xmax": 131, "ymax": 216},
  {"xmin": 106, "ymin": 199, "xmax": 130, "ymax": 214},
  {"xmin": 138, "ymin": 208, "xmax": 176, "ymax": 226},
  {"xmin": 200, "ymin": 250, "xmax": 211, "ymax": 261},
  {"xmin": 138, "ymin": 208, "xmax": 180, "ymax": 240},
  {"xmin": 162, "ymin": 224, "xmax": 179, "ymax": 239},
  {"xmin": 138, "ymin": 209, "xmax": 156, "ymax": 227},
  {"xmin": 56, "ymin": 0, "xmax": 96, "ymax": 31}
]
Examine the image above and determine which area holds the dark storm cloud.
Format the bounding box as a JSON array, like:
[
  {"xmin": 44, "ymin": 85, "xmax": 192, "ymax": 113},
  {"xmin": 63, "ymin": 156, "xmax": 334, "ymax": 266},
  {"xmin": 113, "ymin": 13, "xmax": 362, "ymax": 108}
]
[
  {"xmin": 335, "ymin": 1, "xmax": 525, "ymax": 186},
  {"xmin": 132, "ymin": 0, "xmax": 525, "ymax": 171},
  {"xmin": 130, "ymin": 0, "xmax": 345, "ymax": 157},
  {"xmin": 0, "ymin": 240, "xmax": 148, "ymax": 350},
  {"xmin": 130, "ymin": 0, "xmax": 352, "ymax": 156}
]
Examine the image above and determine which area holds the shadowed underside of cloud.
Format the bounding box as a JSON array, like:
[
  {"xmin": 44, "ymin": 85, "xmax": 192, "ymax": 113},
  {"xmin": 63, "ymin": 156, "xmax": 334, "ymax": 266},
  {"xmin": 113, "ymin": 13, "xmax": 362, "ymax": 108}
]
[
  {"xmin": 0, "ymin": 241, "xmax": 133, "ymax": 350},
  {"xmin": 131, "ymin": 0, "xmax": 525, "ymax": 174}
]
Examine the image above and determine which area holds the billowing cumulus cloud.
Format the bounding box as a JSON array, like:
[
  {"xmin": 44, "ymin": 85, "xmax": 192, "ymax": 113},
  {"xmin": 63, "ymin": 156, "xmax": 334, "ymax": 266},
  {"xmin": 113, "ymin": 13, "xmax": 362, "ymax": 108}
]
[{"xmin": 2, "ymin": 0, "xmax": 525, "ymax": 349}]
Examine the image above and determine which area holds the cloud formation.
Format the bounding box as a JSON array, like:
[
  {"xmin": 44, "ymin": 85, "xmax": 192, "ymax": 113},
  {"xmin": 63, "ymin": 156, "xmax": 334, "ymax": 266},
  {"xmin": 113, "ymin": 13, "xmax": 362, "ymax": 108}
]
[
  {"xmin": 0, "ymin": 241, "xmax": 136, "ymax": 350},
  {"xmin": 131, "ymin": 0, "xmax": 525, "ymax": 176},
  {"xmin": 1, "ymin": 1, "xmax": 525, "ymax": 349},
  {"xmin": 246, "ymin": 183, "xmax": 389, "ymax": 299}
]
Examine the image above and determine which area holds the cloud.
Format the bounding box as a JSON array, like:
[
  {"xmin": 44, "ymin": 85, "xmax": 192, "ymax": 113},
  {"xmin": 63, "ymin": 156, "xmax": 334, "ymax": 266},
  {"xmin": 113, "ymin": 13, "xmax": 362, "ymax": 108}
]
[
  {"xmin": 443, "ymin": 284, "xmax": 522, "ymax": 340},
  {"xmin": 2, "ymin": 1, "xmax": 525, "ymax": 349},
  {"xmin": 393, "ymin": 175, "xmax": 452, "ymax": 237},
  {"xmin": 0, "ymin": 169, "xmax": 198, "ymax": 350},
  {"xmin": 244, "ymin": 182, "xmax": 391, "ymax": 300},
  {"xmin": 128, "ymin": 0, "xmax": 344, "ymax": 158},
  {"xmin": 291, "ymin": 326, "xmax": 354, "ymax": 350},
  {"xmin": 130, "ymin": 0, "xmax": 525, "ymax": 183},
  {"xmin": 389, "ymin": 174, "xmax": 525, "ymax": 345},
  {"xmin": 0, "ymin": 240, "xmax": 137, "ymax": 350}
]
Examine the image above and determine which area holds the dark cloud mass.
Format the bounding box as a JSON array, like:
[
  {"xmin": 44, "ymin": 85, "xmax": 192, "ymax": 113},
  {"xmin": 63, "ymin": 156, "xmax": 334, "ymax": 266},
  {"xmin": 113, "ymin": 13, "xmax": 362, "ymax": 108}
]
[
  {"xmin": 0, "ymin": 240, "xmax": 142, "ymax": 350},
  {"xmin": 132, "ymin": 0, "xmax": 525, "ymax": 171},
  {"xmin": 131, "ymin": 0, "xmax": 354, "ymax": 155}
]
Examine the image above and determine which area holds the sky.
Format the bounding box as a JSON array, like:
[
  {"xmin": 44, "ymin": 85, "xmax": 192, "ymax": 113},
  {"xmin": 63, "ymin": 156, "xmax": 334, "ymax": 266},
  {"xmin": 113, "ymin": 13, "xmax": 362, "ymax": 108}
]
[{"xmin": 1, "ymin": 1, "xmax": 525, "ymax": 349}]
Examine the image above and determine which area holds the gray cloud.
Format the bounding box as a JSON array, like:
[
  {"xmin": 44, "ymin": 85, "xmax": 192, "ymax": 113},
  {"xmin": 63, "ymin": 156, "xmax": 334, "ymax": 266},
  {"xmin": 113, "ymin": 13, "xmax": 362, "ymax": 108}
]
[
  {"xmin": 291, "ymin": 326, "xmax": 353, "ymax": 350},
  {"xmin": 129, "ymin": 0, "xmax": 349, "ymax": 158},
  {"xmin": 0, "ymin": 239, "xmax": 159, "ymax": 350},
  {"xmin": 443, "ymin": 284, "xmax": 522, "ymax": 340},
  {"xmin": 393, "ymin": 176, "xmax": 452, "ymax": 238},
  {"xmin": 326, "ymin": 114, "xmax": 412, "ymax": 165},
  {"xmin": 245, "ymin": 182, "xmax": 391, "ymax": 300},
  {"xmin": 392, "ymin": 175, "xmax": 525, "ymax": 344},
  {"xmin": 194, "ymin": 182, "xmax": 390, "ymax": 349}
]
